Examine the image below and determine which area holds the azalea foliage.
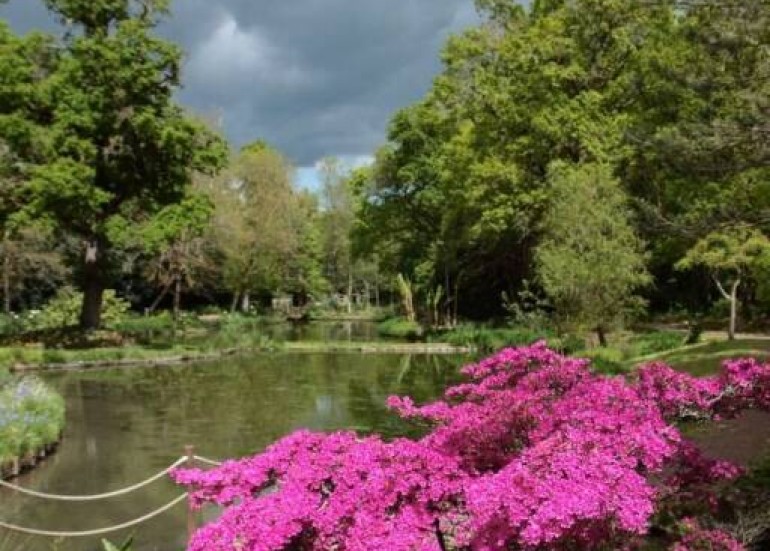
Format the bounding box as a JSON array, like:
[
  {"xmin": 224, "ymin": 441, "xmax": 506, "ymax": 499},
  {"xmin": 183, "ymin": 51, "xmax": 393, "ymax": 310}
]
[{"xmin": 173, "ymin": 344, "xmax": 770, "ymax": 550}]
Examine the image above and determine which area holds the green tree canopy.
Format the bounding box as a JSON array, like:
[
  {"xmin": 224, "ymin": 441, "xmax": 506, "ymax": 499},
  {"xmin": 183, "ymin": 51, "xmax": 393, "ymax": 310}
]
[
  {"xmin": 3, "ymin": 0, "xmax": 227, "ymax": 329},
  {"xmin": 536, "ymin": 163, "xmax": 650, "ymax": 345},
  {"xmin": 677, "ymin": 225, "xmax": 770, "ymax": 340},
  {"xmin": 206, "ymin": 142, "xmax": 308, "ymax": 311}
]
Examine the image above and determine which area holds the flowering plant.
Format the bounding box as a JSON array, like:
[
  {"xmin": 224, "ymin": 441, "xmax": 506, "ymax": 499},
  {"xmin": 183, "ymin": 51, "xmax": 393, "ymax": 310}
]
[{"xmin": 173, "ymin": 343, "xmax": 769, "ymax": 550}]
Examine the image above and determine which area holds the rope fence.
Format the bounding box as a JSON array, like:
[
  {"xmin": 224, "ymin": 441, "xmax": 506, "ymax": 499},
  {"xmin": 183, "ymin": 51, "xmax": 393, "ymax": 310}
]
[
  {"xmin": 0, "ymin": 457, "xmax": 188, "ymax": 501},
  {"xmin": 0, "ymin": 493, "xmax": 188, "ymax": 538},
  {"xmin": 0, "ymin": 445, "xmax": 224, "ymax": 543},
  {"xmin": 193, "ymin": 455, "xmax": 223, "ymax": 467}
]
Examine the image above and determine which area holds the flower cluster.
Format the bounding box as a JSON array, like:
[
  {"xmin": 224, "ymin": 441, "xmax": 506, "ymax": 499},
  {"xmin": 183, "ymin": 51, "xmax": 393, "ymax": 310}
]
[{"xmin": 173, "ymin": 343, "xmax": 770, "ymax": 550}]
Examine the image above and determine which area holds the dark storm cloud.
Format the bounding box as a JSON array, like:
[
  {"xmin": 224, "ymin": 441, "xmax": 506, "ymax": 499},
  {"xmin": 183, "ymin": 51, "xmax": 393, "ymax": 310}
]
[{"xmin": 2, "ymin": 0, "xmax": 479, "ymax": 169}]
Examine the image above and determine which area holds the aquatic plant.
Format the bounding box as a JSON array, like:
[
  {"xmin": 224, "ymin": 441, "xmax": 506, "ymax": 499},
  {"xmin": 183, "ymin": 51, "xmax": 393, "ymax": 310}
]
[{"xmin": 173, "ymin": 343, "xmax": 769, "ymax": 550}]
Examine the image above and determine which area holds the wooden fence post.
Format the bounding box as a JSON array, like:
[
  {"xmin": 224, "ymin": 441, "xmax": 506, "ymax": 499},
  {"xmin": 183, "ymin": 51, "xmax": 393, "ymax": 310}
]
[{"xmin": 185, "ymin": 445, "xmax": 196, "ymax": 544}]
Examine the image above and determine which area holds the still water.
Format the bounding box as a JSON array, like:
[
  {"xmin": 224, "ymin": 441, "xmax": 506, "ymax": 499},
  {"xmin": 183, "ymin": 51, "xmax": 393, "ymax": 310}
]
[
  {"xmin": 2, "ymin": 352, "xmax": 466, "ymax": 551},
  {"xmin": 4, "ymin": 330, "xmax": 770, "ymax": 551}
]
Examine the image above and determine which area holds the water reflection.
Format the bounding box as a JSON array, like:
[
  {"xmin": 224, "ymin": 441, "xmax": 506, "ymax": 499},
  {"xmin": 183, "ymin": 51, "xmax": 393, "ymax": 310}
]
[
  {"xmin": 259, "ymin": 320, "xmax": 383, "ymax": 343},
  {"xmin": 1, "ymin": 352, "xmax": 466, "ymax": 551}
]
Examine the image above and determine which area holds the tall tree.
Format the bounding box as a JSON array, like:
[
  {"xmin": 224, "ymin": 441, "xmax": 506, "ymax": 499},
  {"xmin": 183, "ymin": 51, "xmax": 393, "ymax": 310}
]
[
  {"xmin": 535, "ymin": 163, "xmax": 650, "ymax": 345},
  {"xmin": 0, "ymin": 21, "xmax": 60, "ymax": 311},
  {"xmin": 319, "ymin": 158, "xmax": 355, "ymax": 310},
  {"xmin": 208, "ymin": 142, "xmax": 301, "ymax": 311},
  {"xmin": 357, "ymin": 0, "xmax": 666, "ymax": 319},
  {"xmin": 283, "ymin": 191, "xmax": 328, "ymax": 306},
  {"xmin": 623, "ymin": 0, "xmax": 770, "ymax": 309},
  {"xmin": 8, "ymin": 0, "xmax": 226, "ymax": 329}
]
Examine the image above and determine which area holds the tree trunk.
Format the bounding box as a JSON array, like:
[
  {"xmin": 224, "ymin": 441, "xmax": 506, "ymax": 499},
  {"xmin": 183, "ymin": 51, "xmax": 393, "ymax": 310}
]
[
  {"xmin": 374, "ymin": 263, "xmax": 381, "ymax": 309},
  {"xmin": 173, "ymin": 275, "xmax": 182, "ymax": 320},
  {"xmin": 434, "ymin": 519, "xmax": 448, "ymax": 551},
  {"xmin": 148, "ymin": 281, "xmax": 172, "ymax": 314},
  {"xmin": 714, "ymin": 277, "xmax": 740, "ymax": 341},
  {"xmin": 2, "ymin": 239, "xmax": 10, "ymax": 315},
  {"xmin": 241, "ymin": 291, "xmax": 250, "ymax": 313},
  {"xmin": 79, "ymin": 239, "xmax": 105, "ymax": 330},
  {"xmin": 231, "ymin": 291, "xmax": 240, "ymax": 313},
  {"xmin": 452, "ymin": 280, "xmax": 460, "ymax": 328},
  {"xmin": 444, "ymin": 264, "xmax": 451, "ymax": 328},
  {"xmin": 347, "ymin": 270, "xmax": 353, "ymax": 314},
  {"xmin": 728, "ymin": 280, "xmax": 740, "ymax": 341},
  {"xmin": 596, "ymin": 325, "xmax": 608, "ymax": 348}
]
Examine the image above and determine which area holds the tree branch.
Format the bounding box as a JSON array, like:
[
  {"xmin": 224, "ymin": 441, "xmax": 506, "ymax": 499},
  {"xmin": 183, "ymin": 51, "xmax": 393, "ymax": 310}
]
[{"xmin": 713, "ymin": 275, "xmax": 731, "ymax": 301}]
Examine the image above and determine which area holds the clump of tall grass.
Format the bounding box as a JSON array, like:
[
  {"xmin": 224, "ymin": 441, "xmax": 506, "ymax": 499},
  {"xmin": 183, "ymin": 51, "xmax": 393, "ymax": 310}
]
[
  {"xmin": 377, "ymin": 317, "xmax": 424, "ymax": 340},
  {"xmin": 439, "ymin": 324, "xmax": 556, "ymax": 352},
  {"xmin": 0, "ymin": 376, "xmax": 65, "ymax": 464},
  {"xmin": 205, "ymin": 316, "xmax": 275, "ymax": 351}
]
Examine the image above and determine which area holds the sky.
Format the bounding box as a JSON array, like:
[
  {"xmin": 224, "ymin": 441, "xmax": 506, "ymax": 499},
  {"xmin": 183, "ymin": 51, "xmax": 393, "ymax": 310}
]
[{"xmin": 1, "ymin": 0, "xmax": 481, "ymax": 190}]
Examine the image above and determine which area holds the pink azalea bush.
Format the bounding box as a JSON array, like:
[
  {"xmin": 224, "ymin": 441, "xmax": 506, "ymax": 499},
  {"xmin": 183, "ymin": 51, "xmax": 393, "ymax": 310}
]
[{"xmin": 173, "ymin": 343, "xmax": 770, "ymax": 550}]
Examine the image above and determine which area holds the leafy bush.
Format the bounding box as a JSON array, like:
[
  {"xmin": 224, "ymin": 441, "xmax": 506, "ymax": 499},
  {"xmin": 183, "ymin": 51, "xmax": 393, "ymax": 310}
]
[
  {"xmin": 24, "ymin": 287, "xmax": 130, "ymax": 331},
  {"xmin": 549, "ymin": 333, "xmax": 586, "ymax": 355},
  {"xmin": 0, "ymin": 376, "xmax": 65, "ymax": 463},
  {"xmin": 0, "ymin": 314, "xmax": 25, "ymax": 338},
  {"xmin": 579, "ymin": 346, "xmax": 626, "ymax": 375},
  {"xmin": 112, "ymin": 312, "xmax": 177, "ymax": 335},
  {"xmin": 685, "ymin": 321, "xmax": 703, "ymax": 345}
]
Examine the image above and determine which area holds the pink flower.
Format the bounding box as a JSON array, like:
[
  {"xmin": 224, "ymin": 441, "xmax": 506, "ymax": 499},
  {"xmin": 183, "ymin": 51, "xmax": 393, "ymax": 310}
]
[{"xmin": 173, "ymin": 344, "xmax": 768, "ymax": 550}]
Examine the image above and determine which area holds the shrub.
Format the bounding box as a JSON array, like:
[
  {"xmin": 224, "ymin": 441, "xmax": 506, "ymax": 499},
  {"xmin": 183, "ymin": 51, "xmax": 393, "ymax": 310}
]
[
  {"xmin": 549, "ymin": 333, "xmax": 586, "ymax": 355},
  {"xmin": 579, "ymin": 346, "xmax": 626, "ymax": 374},
  {"xmin": 0, "ymin": 314, "xmax": 24, "ymax": 338},
  {"xmin": 112, "ymin": 312, "xmax": 176, "ymax": 335},
  {"xmin": 25, "ymin": 287, "xmax": 130, "ymax": 331},
  {"xmin": 174, "ymin": 344, "xmax": 770, "ymax": 550}
]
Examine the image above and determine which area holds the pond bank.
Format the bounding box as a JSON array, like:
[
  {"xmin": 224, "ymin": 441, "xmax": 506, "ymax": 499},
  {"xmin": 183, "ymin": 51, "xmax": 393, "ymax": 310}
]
[
  {"xmin": 7, "ymin": 346, "xmax": 255, "ymax": 373},
  {"xmin": 6, "ymin": 341, "xmax": 469, "ymax": 373},
  {"xmin": 282, "ymin": 341, "xmax": 470, "ymax": 354}
]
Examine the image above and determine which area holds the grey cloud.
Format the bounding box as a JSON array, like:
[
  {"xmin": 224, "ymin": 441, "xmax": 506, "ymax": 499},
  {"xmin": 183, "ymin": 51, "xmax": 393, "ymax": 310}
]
[{"xmin": 2, "ymin": 0, "xmax": 480, "ymax": 167}]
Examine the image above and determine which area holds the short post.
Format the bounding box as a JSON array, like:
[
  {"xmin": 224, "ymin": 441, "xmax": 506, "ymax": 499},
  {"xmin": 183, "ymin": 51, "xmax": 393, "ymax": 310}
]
[{"xmin": 185, "ymin": 445, "xmax": 196, "ymax": 543}]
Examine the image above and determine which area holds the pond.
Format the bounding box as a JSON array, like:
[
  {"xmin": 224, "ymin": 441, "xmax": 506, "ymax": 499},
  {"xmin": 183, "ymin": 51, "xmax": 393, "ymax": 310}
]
[
  {"xmin": 259, "ymin": 319, "xmax": 385, "ymax": 343},
  {"xmin": 1, "ymin": 351, "xmax": 467, "ymax": 551},
  {"xmin": 3, "ymin": 330, "xmax": 770, "ymax": 551}
]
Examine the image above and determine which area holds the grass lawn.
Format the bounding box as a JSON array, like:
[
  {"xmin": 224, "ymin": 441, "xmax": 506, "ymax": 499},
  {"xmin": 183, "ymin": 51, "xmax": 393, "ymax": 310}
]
[{"xmin": 625, "ymin": 338, "xmax": 770, "ymax": 375}]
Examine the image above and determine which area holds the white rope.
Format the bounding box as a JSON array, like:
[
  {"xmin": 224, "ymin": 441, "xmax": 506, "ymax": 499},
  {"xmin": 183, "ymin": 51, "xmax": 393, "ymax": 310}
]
[
  {"xmin": 0, "ymin": 493, "xmax": 188, "ymax": 538},
  {"xmin": 193, "ymin": 455, "xmax": 222, "ymax": 467},
  {"xmin": 0, "ymin": 457, "xmax": 188, "ymax": 501}
]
